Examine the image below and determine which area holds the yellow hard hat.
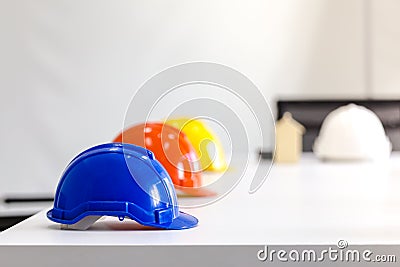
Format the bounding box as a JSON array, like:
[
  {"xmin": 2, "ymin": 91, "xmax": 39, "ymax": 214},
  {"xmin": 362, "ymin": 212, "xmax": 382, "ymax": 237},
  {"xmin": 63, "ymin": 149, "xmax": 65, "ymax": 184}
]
[{"xmin": 166, "ymin": 118, "xmax": 227, "ymax": 172}]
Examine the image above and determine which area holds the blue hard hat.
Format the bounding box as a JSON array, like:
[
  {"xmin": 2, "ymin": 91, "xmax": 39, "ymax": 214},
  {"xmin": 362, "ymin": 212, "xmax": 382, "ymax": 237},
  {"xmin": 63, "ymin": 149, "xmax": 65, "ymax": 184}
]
[{"xmin": 47, "ymin": 143, "xmax": 198, "ymax": 230}]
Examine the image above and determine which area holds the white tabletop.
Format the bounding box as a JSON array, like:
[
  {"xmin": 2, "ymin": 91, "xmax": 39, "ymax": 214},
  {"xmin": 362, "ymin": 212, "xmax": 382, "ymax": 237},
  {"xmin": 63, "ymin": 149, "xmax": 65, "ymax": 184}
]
[{"xmin": 1, "ymin": 153, "xmax": 400, "ymax": 246}]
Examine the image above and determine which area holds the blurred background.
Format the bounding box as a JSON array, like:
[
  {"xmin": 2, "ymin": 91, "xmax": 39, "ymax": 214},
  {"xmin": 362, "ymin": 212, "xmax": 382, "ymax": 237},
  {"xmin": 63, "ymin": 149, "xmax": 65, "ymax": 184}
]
[{"xmin": 1, "ymin": 0, "xmax": 400, "ymax": 228}]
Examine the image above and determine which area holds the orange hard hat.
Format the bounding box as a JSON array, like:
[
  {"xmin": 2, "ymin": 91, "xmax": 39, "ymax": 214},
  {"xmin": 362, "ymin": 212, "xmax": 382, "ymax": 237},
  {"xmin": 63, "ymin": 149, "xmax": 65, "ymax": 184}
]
[{"xmin": 114, "ymin": 122, "xmax": 215, "ymax": 197}]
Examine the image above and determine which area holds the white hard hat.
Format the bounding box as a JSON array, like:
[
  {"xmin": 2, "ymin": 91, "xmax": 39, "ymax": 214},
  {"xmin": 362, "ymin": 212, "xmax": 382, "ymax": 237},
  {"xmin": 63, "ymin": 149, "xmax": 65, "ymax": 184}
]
[{"xmin": 313, "ymin": 104, "xmax": 391, "ymax": 161}]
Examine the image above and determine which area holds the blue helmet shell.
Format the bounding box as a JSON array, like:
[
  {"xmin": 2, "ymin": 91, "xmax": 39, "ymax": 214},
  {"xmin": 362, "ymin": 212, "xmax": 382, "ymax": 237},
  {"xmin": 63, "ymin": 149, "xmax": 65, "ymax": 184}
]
[{"xmin": 47, "ymin": 143, "xmax": 198, "ymax": 230}]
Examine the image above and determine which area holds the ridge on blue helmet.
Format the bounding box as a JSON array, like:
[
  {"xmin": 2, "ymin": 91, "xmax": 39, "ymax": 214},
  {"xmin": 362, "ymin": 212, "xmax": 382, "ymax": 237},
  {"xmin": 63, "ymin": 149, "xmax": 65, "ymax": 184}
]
[{"xmin": 47, "ymin": 143, "xmax": 198, "ymax": 230}]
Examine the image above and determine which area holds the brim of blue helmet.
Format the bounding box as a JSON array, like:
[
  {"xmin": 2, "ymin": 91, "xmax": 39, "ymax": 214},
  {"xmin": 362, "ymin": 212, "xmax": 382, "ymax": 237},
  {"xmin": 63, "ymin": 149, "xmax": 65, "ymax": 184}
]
[
  {"xmin": 47, "ymin": 209, "xmax": 198, "ymax": 230},
  {"xmin": 147, "ymin": 211, "xmax": 198, "ymax": 230}
]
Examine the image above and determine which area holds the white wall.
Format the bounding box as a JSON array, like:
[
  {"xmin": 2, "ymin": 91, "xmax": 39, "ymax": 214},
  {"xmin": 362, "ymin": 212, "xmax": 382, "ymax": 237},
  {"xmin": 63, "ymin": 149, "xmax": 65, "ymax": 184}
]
[
  {"xmin": 370, "ymin": 0, "xmax": 400, "ymax": 97},
  {"xmin": 0, "ymin": 0, "xmax": 393, "ymax": 195}
]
